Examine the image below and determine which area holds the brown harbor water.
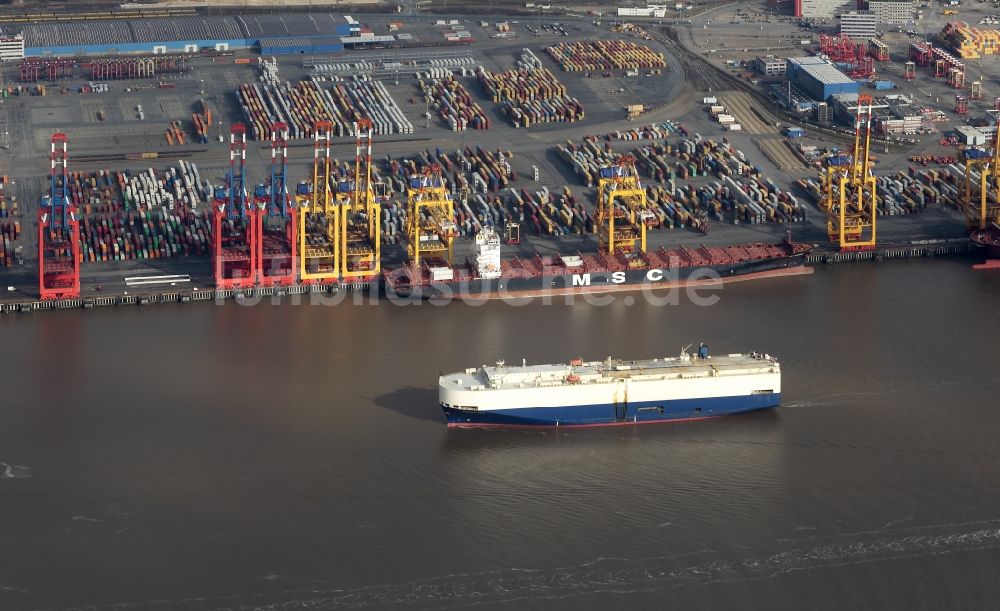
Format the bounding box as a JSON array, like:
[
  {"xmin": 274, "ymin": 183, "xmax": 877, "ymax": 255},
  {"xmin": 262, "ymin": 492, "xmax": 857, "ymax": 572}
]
[{"xmin": 2, "ymin": 258, "xmax": 1000, "ymax": 610}]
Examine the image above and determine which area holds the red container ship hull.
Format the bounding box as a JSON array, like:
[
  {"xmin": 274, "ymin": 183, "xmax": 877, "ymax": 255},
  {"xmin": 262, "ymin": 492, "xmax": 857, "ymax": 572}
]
[
  {"xmin": 970, "ymin": 226, "xmax": 1000, "ymax": 269},
  {"xmin": 384, "ymin": 240, "xmax": 813, "ymax": 300}
]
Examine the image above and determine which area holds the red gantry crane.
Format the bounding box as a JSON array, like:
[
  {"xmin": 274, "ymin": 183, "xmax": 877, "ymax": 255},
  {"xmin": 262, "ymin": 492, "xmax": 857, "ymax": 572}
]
[
  {"xmin": 38, "ymin": 132, "xmax": 81, "ymax": 300},
  {"xmin": 257, "ymin": 122, "xmax": 297, "ymax": 286},
  {"xmin": 212, "ymin": 123, "xmax": 258, "ymax": 289}
]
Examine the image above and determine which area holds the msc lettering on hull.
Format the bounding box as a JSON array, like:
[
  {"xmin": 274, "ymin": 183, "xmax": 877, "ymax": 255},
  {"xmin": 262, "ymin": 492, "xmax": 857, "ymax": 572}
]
[{"xmin": 571, "ymin": 269, "xmax": 673, "ymax": 286}]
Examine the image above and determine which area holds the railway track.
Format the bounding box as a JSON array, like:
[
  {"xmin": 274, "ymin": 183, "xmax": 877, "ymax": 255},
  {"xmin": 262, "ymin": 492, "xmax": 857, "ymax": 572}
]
[{"xmin": 652, "ymin": 29, "xmax": 730, "ymax": 94}]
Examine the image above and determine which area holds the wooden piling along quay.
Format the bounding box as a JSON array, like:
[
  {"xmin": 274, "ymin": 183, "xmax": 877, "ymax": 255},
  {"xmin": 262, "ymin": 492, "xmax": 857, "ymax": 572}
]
[
  {"xmin": 419, "ymin": 76, "xmax": 489, "ymax": 131},
  {"xmin": 545, "ymin": 40, "xmax": 666, "ymax": 72},
  {"xmin": 475, "ymin": 66, "xmax": 584, "ymax": 128},
  {"xmin": 556, "ymin": 136, "xmax": 807, "ymax": 226}
]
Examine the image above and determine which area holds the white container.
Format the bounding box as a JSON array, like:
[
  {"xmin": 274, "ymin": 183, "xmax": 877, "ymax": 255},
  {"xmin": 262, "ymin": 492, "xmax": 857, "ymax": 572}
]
[{"xmin": 430, "ymin": 266, "xmax": 455, "ymax": 281}]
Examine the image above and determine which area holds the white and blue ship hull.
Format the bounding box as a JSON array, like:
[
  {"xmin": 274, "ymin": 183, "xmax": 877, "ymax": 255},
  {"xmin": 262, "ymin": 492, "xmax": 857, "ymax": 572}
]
[
  {"xmin": 440, "ymin": 350, "xmax": 782, "ymax": 428},
  {"xmin": 442, "ymin": 392, "xmax": 780, "ymax": 427}
]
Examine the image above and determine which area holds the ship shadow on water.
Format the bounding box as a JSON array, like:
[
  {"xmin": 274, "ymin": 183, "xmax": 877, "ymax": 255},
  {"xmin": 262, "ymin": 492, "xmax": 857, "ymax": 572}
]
[{"xmin": 374, "ymin": 387, "xmax": 444, "ymax": 423}]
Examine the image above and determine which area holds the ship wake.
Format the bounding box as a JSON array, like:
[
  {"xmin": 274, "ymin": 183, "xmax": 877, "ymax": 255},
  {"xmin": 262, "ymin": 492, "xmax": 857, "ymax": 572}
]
[{"xmin": 39, "ymin": 519, "xmax": 1000, "ymax": 610}]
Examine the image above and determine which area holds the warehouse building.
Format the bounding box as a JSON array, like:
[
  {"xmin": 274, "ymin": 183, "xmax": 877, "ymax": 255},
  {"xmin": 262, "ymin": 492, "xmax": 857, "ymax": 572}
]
[
  {"xmin": 839, "ymin": 11, "xmax": 878, "ymax": 38},
  {"xmin": 785, "ymin": 55, "xmax": 827, "ymax": 82},
  {"xmin": 17, "ymin": 13, "xmax": 353, "ymax": 58},
  {"xmin": 789, "ymin": 57, "xmax": 860, "ymax": 101},
  {"xmin": 258, "ymin": 36, "xmax": 345, "ymax": 55},
  {"xmin": 829, "ymin": 93, "xmax": 921, "ymax": 129},
  {"xmin": 874, "ymin": 101, "xmax": 923, "ymax": 134},
  {"xmin": 341, "ymin": 34, "xmax": 397, "ymax": 49},
  {"xmin": 968, "ymin": 116, "xmax": 998, "ymax": 141},
  {"xmin": 955, "ymin": 125, "xmax": 988, "ymax": 146}
]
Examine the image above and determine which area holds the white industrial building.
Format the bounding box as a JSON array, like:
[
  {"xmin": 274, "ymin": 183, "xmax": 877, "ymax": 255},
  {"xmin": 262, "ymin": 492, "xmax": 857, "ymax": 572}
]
[
  {"xmin": 955, "ymin": 125, "xmax": 988, "ymax": 146},
  {"xmin": 0, "ymin": 32, "xmax": 24, "ymax": 61},
  {"xmin": 800, "ymin": 0, "xmax": 853, "ymax": 19},
  {"xmin": 617, "ymin": 4, "xmax": 669, "ymax": 18},
  {"xmin": 839, "ymin": 11, "xmax": 878, "ymax": 38},
  {"xmin": 754, "ymin": 55, "xmax": 787, "ymax": 76},
  {"xmin": 868, "ymin": 0, "xmax": 916, "ymax": 25}
]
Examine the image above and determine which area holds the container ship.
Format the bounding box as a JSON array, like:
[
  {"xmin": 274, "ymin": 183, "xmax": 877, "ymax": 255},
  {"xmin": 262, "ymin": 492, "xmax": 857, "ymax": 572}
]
[
  {"xmin": 439, "ymin": 344, "xmax": 781, "ymax": 427},
  {"xmin": 970, "ymin": 224, "xmax": 1000, "ymax": 269},
  {"xmin": 384, "ymin": 229, "xmax": 812, "ymax": 299}
]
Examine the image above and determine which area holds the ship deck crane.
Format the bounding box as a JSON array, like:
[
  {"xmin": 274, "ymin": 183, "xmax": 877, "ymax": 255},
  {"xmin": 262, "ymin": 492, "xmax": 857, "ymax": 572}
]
[
  {"xmin": 341, "ymin": 119, "xmax": 381, "ymax": 282},
  {"xmin": 820, "ymin": 94, "xmax": 877, "ymax": 250},
  {"xmin": 38, "ymin": 132, "xmax": 80, "ymax": 300},
  {"xmin": 258, "ymin": 122, "xmax": 297, "ymax": 286},
  {"xmin": 406, "ymin": 163, "xmax": 456, "ymax": 267},
  {"xmin": 594, "ymin": 154, "xmax": 653, "ymax": 255},
  {"xmin": 298, "ymin": 120, "xmax": 339, "ymax": 285},
  {"xmin": 212, "ymin": 123, "xmax": 258, "ymax": 289},
  {"xmin": 961, "ymin": 130, "xmax": 1000, "ymax": 231}
]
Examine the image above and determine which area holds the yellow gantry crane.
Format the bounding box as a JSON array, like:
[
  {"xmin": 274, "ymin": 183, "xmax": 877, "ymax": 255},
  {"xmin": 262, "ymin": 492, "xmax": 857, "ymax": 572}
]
[
  {"xmin": 406, "ymin": 163, "xmax": 457, "ymax": 267},
  {"xmin": 820, "ymin": 94, "xmax": 877, "ymax": 250},
  {"xmin": 340, "ymin": 119, "xmax": 381, "ymax": 281},
  {"xmin": 594, "ymin": 155, "xmax": 654, "ymax": 254},
  {"xmin": 961, "ymin": 130, "xmax": 1000, "ymax": 231},
  {"xmin": 298, "ymin": 120, "xmax": 339, "ymax": 284}
]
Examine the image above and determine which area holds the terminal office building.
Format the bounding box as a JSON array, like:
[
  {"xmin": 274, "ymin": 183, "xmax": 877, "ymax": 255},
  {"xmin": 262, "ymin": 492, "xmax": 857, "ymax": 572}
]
[{"xmin": 793, "ymin": 0, "xmax": 915, "ymax": 22}]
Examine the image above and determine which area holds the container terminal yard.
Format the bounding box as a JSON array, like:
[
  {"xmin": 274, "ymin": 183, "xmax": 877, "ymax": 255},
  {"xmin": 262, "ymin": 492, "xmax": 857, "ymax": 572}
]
[{"xmin": 0, "ymin": 0, "xmax": 998, "ymax": 312}]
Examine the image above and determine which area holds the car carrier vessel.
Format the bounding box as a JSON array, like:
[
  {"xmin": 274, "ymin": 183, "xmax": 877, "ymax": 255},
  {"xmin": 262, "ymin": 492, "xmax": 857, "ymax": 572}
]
[{"xmin": 439, "ymin": 344, "xmax": 781, "ymax": 427}]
